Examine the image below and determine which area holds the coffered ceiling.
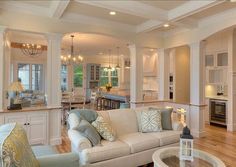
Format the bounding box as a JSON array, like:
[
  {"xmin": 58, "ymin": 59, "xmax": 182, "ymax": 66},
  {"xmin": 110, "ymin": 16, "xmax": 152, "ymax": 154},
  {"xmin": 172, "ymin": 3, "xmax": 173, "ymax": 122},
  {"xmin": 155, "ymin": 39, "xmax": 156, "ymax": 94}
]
[
  {"xmin": 4, "ymin": 0, "xmax": 236, "ymax": 58},
  {"xmin": 0, "ymin": 0, "xmax": 235, "ymax": 34}
]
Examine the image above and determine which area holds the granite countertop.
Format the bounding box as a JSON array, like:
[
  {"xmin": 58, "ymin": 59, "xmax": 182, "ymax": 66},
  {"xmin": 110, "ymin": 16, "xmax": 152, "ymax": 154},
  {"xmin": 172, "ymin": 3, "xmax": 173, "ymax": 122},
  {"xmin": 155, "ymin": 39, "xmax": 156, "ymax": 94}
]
[
  {"xmin": 205, "ymin": 96, "xmax": 228, "ymax": 101},
  {"xmin": 1, "ymin": 106, "xmax": 62, "ymax": 113}
]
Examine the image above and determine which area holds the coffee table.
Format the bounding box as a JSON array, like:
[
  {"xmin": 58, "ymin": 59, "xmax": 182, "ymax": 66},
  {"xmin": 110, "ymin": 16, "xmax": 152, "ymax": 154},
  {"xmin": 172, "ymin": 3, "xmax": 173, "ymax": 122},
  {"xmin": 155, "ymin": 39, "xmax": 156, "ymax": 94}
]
[{"xmin": 152, "ymin": 147, "xmax": 225, "ymax": 167}]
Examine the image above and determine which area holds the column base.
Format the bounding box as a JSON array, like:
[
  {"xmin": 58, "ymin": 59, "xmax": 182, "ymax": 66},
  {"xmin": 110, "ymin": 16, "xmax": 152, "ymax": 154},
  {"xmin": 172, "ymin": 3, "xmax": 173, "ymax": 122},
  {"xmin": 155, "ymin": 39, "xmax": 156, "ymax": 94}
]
[
  {"xmin": 191, "ymin": 128, "xmax": 206, "ymax": 138},
  {"xmin": 227, "ymin": 123, "xmax": 236, "ymax": 132}
]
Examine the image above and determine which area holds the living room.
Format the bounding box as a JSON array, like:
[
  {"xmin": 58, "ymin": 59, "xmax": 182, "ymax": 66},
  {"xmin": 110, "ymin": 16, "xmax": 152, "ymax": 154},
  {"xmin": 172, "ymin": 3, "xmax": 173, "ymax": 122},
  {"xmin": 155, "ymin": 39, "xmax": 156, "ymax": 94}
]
[{"xmin": 0, "ymin": 1, "xmax": 236, "ymax": 167}]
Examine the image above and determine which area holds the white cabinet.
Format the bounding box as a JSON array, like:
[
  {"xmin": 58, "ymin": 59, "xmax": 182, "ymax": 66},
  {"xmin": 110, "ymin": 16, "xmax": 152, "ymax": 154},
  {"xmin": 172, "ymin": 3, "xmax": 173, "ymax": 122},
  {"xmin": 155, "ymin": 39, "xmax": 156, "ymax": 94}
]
[
  {"xmin": 4, "ymin": 112, "xmax": 48, "ymax": 145},
  {"xmin": 0, "ymin": 108, "xmax": 61, "ymax": 146},
  {"xmin": 205, "ymin": 52, "xmax": 228, "ymax": 85}
]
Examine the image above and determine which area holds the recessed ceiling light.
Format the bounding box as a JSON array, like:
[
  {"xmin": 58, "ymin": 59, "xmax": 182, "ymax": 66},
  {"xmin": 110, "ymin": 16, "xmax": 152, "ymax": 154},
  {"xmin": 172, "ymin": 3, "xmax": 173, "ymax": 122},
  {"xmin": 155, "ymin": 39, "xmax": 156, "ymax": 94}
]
[
  {"xmin": 163, "ymin": 24, "xmax": 170, "ymax": 28},
  {"xmin": 109, "ymin": 11, "xmax": 116, "ymax": 15}
]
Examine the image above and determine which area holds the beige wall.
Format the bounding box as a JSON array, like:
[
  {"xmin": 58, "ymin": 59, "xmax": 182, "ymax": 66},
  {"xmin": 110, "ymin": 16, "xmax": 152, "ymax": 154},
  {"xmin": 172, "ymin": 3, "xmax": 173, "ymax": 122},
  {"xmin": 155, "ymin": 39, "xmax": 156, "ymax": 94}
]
[{"xmin": 174, "ymin": 45, "xmax": 190, "ymax": 103}]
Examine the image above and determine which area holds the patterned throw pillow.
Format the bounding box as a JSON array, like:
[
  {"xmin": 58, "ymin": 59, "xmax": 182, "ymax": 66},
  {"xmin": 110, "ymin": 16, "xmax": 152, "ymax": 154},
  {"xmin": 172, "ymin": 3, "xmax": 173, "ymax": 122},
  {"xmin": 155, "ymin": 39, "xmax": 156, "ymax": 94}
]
[
  {"xmin": 140, "ymin": 109, "xmax": 162, "ymax": 132},
  {"xmin": 92, "ymin": 116, "xmax": 116, "ymax": 142},
  {"xmin": 0, "ymin": 123, "xmax": 39, "ymax": 167}
]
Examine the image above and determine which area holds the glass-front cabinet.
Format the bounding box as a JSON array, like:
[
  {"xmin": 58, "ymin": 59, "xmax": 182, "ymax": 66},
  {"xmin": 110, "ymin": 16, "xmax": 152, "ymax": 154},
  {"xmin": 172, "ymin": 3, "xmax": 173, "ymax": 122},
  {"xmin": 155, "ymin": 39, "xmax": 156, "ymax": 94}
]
[{"xmin": 205, "ymin": 52, "xmax": 228, "ymax": 85}]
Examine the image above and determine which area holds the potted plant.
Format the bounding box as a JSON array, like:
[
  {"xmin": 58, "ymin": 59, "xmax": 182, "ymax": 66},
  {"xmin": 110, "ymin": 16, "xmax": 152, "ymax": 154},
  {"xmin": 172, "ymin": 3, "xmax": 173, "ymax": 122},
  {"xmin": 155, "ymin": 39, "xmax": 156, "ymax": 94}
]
[{"xmin": 105, "ymin": 83, "xmax": 112, "ymax": 92}]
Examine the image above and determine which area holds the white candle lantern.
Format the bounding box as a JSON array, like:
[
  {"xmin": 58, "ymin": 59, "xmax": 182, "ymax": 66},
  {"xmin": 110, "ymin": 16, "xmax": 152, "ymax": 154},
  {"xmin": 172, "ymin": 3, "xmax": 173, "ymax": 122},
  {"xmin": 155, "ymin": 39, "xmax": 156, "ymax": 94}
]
[{"xmin": 179, "ymin": 126, "xmax": 194, "ymax": 161}]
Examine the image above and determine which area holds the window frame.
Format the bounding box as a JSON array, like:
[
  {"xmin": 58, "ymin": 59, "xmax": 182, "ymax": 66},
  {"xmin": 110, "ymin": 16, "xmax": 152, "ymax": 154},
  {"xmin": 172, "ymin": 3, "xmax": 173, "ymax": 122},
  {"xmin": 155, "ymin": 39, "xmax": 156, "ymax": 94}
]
[
  {"xmin": 61, "ymin": 64, "xmax": 68, "ymax": 91},
  {"xmin": 15, "ymin": 62, "xmax": 45, "ymax": 92},
  {"xmin": 100, "ymin": 67, "xmax": 120, "ymax": 87},
  {"xmin": 73, "ymin": 64, "xmax": 83, "ymax": 88}
]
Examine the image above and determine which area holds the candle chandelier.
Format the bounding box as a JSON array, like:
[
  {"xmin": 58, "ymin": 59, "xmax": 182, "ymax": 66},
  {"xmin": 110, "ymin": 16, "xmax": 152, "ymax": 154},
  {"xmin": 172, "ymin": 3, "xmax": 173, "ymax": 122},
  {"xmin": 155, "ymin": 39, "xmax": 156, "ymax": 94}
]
[
  {"xmin": 61, "ymin": 35, "xmax": 83, "ymax": 65},
  {"xmin": 21, "ymin": 43, "xmax": 43, "ymax": 57}
]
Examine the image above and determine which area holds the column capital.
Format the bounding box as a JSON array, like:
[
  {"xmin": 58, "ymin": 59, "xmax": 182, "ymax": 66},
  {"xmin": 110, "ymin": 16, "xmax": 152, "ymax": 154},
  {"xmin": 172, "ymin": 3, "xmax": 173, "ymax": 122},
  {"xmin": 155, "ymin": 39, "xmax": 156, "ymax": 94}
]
[
  {"xmin": 0, "ymin": 26, "xmax": 7, "ymax": 34},
  {"xmin": 44, "ymin": 33, "xmax": 63, "ymax": 41}
]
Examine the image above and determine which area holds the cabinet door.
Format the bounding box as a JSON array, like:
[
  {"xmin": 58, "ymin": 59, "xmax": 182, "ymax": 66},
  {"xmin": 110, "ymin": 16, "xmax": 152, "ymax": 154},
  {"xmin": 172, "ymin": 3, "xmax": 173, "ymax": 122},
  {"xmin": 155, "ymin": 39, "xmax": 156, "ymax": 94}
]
[
  {"xmin": 95, "ymin": 65, "xmax": 100, "ymax": 81},
  {"xmin": 27, "ymin": 112, "xmax": 47, "ymax": 145},
  {"xmin": 90, "ymin": 65, "xmax": 95, "ymax": 81},
  {"xmin": 207, "ymin": 69, "xmax": 223, "ymax": 84},
  {"xmin": 4, "ymin": 114, "xmax": 27, "ymax": 131},
  {"xmin": 217, "ymin": 52, "xmax": 228, "ymax": 66},
  {"xmin": 205, "ymin": 55, "xmax": 214, "ymax": 67}
]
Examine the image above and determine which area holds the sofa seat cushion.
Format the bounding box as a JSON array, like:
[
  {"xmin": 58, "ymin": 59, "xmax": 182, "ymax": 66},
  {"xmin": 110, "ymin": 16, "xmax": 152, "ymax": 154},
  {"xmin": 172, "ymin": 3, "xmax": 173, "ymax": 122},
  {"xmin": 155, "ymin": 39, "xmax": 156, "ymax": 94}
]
[
  {"xmin": 150, "ymin": 130, "xmax": 181, "ymax": 146},
  {"xmin": 119, "ymin": 132, "xmax": 160, "ymax": 153},
  {"xmin": 81, "ymin": 140, "xmax": 130, "ymax": 163}
]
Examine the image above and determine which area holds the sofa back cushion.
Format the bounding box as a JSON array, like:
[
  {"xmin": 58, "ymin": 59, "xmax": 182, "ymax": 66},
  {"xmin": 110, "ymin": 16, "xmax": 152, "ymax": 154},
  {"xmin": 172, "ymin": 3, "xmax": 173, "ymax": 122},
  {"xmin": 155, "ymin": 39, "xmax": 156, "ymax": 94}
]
[
  {"xmin": 108, "ymin": 109, "xmax": 138, "ymax": 136},
  {"xmin": 0, "ymin": 123, "xmax": 39, "ymax": 167},
  {"xmin": 70, "ymin": 109, "xmax": 98, "ymax": 123}
]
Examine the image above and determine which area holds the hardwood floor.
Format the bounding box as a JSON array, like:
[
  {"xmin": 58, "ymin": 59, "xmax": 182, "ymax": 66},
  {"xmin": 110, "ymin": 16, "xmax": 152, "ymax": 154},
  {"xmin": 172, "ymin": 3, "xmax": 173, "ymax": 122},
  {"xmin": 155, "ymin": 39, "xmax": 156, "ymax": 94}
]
[{"xmin": 56, "ymin": 124, "xmax": 236, "ymax": 167}]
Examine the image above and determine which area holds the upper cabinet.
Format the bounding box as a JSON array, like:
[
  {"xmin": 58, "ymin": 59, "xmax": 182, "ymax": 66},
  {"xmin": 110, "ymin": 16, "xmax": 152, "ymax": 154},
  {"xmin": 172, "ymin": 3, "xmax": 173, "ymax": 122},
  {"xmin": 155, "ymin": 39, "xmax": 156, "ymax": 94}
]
[
  {"xmin": 205, "ymin": 52, "xmax": 228, "ymax": 68},
  {"xmin": 205, "ymin": 55, "xmax": 214, "ymax": 67},
  {"xmin": 217, "ymin": 52, "xmax": 228, "ymax": 67},
  {"xmin": 205, "ymin": 52, "xmax": 228, "ymax": 85},
  {"xmin": 89, "ymin": 64, "xmax": 100, "ymax": 81}
]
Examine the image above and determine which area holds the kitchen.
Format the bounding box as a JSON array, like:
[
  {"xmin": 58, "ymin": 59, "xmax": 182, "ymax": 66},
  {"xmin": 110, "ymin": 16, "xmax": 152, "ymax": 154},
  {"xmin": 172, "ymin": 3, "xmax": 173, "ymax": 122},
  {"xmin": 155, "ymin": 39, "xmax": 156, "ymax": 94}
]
[{"xmin": 204, "ymin": 30, "xmax": 229, "ymax": 128}]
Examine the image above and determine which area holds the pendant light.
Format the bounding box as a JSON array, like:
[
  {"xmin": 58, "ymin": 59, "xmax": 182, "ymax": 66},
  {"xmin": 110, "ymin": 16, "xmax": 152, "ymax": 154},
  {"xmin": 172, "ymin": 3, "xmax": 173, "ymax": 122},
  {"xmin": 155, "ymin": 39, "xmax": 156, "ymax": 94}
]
[
  {"xmin": 108, "ymin": 49, "xmax": 112, "ymax": 70},
  {"xmin": 116, "ymin": 47, "xmax": 121, "ymax": 69}
]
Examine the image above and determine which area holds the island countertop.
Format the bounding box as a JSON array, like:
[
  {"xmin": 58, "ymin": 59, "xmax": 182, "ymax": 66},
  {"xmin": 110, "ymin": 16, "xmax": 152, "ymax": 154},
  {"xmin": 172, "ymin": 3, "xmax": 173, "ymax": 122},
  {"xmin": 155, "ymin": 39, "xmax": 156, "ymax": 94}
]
[{"xmin": 0, "ymin": 106, "xmax": 62, "ymax": 113}]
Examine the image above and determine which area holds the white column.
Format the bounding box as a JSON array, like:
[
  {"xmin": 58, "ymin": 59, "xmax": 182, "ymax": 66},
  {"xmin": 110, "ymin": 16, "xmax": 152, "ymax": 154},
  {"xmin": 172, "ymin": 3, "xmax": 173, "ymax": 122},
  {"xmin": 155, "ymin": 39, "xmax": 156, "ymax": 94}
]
[
  {"xmin": 189, "ymin": 41, "xmax": 206, "ymax": 138},
  {"xmin": 129, "ymin": 44, "xmax": 143, "ymax": 108},
  {"xmin": 45, "ymin": 33, "xmax": 63, "ymax": 107},
  {"xmin": 227, "ymin": 29, "xmax": 236, "ymax": 131},
  {"xmin": 158, "ymin": 48, "xmax": 169, "ymax": 100},
  {"xmin": 0, "ymin": 26, "xmax": 7, "ymax": 112}
]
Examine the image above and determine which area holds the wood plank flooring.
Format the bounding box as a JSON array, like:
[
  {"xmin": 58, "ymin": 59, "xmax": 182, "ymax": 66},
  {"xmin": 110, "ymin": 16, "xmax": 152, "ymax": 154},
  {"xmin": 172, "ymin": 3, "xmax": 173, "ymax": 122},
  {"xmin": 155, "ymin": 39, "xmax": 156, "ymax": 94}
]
[{"xmin": 56, "ymin": 124, "xmax": 236, "ymax": 167}]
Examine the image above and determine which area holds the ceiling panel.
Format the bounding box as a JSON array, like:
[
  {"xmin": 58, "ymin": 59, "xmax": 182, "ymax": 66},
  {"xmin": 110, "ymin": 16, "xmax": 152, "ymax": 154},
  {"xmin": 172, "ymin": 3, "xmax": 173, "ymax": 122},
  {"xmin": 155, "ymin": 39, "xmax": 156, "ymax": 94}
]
[
  {"xmin": 13, "ymin": 0, "xmax": 52, "ymax": 8},
  {"xmin": 61, "ymin": 33, "xmax": 129, "ymax": 57},
  {"xmin": 65, "ymin": 1, "xmax": 148, "ymax": 25},
  {"xmin": 137, "ymin": 0, "xmax": 188, "ymax": 10},
  {"xmin": 191, "ymin": 2, "xmax": 236, "ymax": 20}
]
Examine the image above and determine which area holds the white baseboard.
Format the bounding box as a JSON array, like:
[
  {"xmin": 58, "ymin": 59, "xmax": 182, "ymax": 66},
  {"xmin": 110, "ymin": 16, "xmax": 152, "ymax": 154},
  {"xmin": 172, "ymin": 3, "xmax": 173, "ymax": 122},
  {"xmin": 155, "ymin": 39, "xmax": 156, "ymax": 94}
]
[
  {"xmin": 227, "ymin": 123, "xmax": 236, "ymax": 132},
  {"xmin": 191, "ymin": 129, "xmax": 206, "ymax": 138}
]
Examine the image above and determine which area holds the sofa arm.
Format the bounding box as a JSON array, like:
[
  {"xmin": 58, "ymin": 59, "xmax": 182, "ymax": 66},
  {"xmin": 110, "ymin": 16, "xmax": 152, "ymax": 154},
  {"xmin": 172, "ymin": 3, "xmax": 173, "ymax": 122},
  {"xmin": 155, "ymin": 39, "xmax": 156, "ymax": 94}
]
[
  {"xmin": 37, "ymin": 153, "xmax": 80, "ymax": 167},
  {"xmin": 172, "ymin": 121, "xmax": 184, "ymax": 131},
  {"xmin": 68, "ymin": 129, "xmax": 92, "ymax": 153}
]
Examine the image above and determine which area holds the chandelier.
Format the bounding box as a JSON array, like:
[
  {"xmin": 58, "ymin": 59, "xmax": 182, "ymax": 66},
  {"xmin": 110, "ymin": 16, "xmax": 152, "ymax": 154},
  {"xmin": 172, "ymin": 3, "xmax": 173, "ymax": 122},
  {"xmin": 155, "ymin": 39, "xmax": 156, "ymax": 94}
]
[
  {"xmin": 61, "ymin": 35, "xmax": 83, "ymax": 65},
  {"xmin": 21, "ymin": 43, "xmax": 43, "ymax": 57},
  {"xmin": 116, "ymin": 47, "xmax": 121, "ymax": 69}
]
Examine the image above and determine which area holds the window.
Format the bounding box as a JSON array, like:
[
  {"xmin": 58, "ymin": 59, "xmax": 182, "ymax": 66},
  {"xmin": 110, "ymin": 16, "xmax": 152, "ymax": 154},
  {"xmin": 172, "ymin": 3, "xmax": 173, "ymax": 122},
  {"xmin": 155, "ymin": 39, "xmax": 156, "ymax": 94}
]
[
  {"xmin": 74, "ymin": 64, "xmax": 83, "ymax": 87},
  {"xmin": 100, "ymin": 67, "xmax": 109, "ymax": 86},
  {"xmin": 61, "ymin": 65, "xmax": 68, "ymax": 91},
  {"xmin": 18, "ymin": 64, "xmax": 30, "ymax": 90},
  {"xmin": 17, "ymin": 63, "xmax": 44, "ymax": 91},
  {"xmin": 100, "ymin": 67, "xmax": 119, "ymax": 87},
  {"xmin": 111, "ymin": 70, "xmax": 119, "ymax": 87}
]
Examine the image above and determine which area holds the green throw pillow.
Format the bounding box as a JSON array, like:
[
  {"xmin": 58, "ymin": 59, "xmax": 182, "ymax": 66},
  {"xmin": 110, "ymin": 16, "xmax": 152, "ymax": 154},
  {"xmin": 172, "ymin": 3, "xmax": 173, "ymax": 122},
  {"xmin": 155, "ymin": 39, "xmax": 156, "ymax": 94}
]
[
  {"xmin": 70, "ymin": 109, "xmax": 98, "ymax": 123},
  {"xmin": 0, "ymin": 123, "xmax": 40, "ymax": 167},
  {"xmin": 75, "ymin": 120, "xmax": 101, "ymax": 146},
  {"xmin": 149, "ymin": 107, "xmax": 173, "ymax": 130}
]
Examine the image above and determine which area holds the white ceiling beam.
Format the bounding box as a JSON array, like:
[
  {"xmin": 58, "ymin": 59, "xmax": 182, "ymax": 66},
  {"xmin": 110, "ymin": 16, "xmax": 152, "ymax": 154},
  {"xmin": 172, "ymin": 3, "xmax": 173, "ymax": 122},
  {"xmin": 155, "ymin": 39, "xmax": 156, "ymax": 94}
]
[
  {"xmin": 168, "ymin": 0, "xmax": 226, "ymax": 21},
  {"xmin": 74, "ymin": 0, "xmax": 168, "ymax": 21},
  {"xmin": 172, "ymin": 18, "xmax": 199, "ymax": 29},
  {"xmin": 50, "ymin": 0, "xmax": 70, "ymax": 19},
  {"xmin": 136, "ymin": 20, "xmax": 163, "ymax": 33}
]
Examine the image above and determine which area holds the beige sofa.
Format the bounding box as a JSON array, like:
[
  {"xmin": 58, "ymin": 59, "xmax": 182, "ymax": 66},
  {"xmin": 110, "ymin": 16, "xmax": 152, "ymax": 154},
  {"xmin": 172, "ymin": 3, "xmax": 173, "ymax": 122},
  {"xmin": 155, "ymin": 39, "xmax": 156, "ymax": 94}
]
[{"xmin": 68, "ymin": 107, "xmax": 183, "ymax": 167}]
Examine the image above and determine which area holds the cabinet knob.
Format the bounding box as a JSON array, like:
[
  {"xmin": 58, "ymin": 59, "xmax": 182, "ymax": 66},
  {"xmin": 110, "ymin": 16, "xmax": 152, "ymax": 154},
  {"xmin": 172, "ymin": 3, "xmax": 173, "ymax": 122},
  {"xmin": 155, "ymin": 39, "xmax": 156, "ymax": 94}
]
[
  {"xmin": 27, "ymin": 123, "xmax": 30, "ymax": 125},
  {"xmin": 24, "ymin": 123, "xmax": 27, "ymax": 125}
]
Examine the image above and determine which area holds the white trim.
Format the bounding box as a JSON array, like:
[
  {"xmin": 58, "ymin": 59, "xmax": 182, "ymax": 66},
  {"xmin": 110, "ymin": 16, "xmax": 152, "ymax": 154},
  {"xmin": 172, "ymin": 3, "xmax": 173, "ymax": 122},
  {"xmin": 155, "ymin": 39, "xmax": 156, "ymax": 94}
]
[{"xmin": 50, "ymin": 0, "xmax": 70, "ymax": 19}]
